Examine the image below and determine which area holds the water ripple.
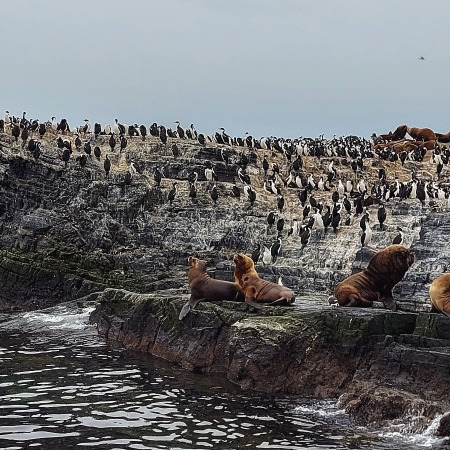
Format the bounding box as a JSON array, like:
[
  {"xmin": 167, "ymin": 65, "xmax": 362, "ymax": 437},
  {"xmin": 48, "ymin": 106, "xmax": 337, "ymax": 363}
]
[{"xmin": 0, "ymin": 302, "xmax": 447, "ymax": 449}]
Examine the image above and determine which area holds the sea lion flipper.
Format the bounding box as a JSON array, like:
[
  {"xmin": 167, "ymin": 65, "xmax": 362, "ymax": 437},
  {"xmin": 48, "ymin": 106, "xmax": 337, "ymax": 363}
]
[
  {"xmin": 266, "ymin": 297, "xmax": 292, "ymax": 306},
  {"xmin": 178, "ymin": 303, "xmax": 192, "ymax": 320},
  {"xmin": 245, "ymin": 297, "xmax": 263, "ymax": 309}
]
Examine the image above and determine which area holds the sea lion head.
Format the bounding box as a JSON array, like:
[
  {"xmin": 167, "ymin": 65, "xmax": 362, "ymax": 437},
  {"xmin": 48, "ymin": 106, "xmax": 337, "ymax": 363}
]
[
  {"xmin": 233, "ymin": 253, "xmax": 254, "ymax": 271},
  {"xmin": 367, "ymin": 245, "xmax": 414, "ymax": 282},
  {"xmin": 187, "ymin": 256, "xmax": 206, "ymax": 271},
  {"xmin": 389, "ymin": 244, "xmax": 414, "ymax": 269}
]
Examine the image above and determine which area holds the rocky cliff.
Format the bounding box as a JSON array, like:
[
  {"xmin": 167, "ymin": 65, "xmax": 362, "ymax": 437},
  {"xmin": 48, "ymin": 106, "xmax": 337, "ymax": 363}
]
[
  {"xmin": 0, "ymin": 126, "xmax": 448, "ymax": 311},
  {"xmin": 1, "ymin": 123, "xmax": 449, "ymax": 432}
]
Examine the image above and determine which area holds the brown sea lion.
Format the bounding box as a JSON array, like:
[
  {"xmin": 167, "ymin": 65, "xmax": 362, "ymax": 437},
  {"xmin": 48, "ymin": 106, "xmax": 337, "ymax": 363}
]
[
  {"xmin": 436, "ymin": 131, "xmax": 450, "ymax": 143},
  {"xmin": 406, "ymin": 126, "xmax": 436, "ymax": 142},
  {"xmin": 379, "ymin": 125, "xmax": 407, "ymax": 142},
  {"xmin": 429, "ymin": 274, "xmax": 450, "ymax": 318},
  {"xmin": 332, "ymin": 245, "xmax": 414, "ymax": 311},
  {"xmin": 233, "ymin": 253, "xmax": 295, "ymax": 308},
  {"xmin": 179, "ymin": 256, "xmax": 244, "ymax": 319}
]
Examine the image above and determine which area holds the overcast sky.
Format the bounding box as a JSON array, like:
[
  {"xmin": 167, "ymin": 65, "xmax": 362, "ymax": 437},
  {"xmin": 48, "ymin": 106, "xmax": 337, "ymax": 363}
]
[{"xmin": 2, "ymin": 0, "xmax": 449, "ymax": 139}]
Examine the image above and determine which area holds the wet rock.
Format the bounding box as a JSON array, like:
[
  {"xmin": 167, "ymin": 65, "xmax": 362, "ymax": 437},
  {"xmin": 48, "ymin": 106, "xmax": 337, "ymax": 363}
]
[
  {"xmin": 89, "ymin": 289, "xmax": 450, "ymax": 428},
  {"xmin": 436, "ymin": 412, "xmax": 450, "ymax": 437}
]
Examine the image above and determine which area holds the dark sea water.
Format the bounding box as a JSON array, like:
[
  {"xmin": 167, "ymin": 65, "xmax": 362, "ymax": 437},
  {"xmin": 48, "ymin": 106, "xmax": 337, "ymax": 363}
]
[{"xmin": 0, "ymin": 303, "xmax": 448, "ymax": 450}]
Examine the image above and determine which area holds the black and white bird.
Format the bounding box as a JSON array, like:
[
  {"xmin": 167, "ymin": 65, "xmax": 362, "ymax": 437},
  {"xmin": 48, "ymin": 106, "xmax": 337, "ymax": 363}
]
[
  {"xmin": 188, "ymin": 171, "xmax": 198, "ymax": 184},
  {"xmin": 171, "ymin": 143, "xmax": 179, "ymax": 158},
  {"xmin": 109, "ymin": 135, "xmax": 116, "ymax": 151},
  {"xmin": 300, "ymin": 225, "xmax": 311, "ymax": 249},
  {"xmin": 94, "ymin": 146, "xmax": 101, "ymax": 160},
  {"xmin": 262, "ymin": 245, "xmax": 272, "ymax": 266},
  {"xmin": 154, "ymin": 168, "xmax": 162, "ymax": 186},
  {"xmin": 210, "ymin": 184, "xmax": 218, "ymax": 205},
  {"xmin": 76, "ymin": 154, "xmax": 87, "ymax": 169},
  {"xmin": 237, "ymin": 167, "xmax": 250, "ymax": 184},
  {"xmin": 267, "ymin": 212, "xmax": 276, "ymax": 229},
  {"xmin": 251, "ymin": 244, "xmax": 262, "ymax": 264},
  {"xmin": 120, "ymin": 136, "xmax": 127, "ymax": 152},
  {"xmin": 244, "ymin": 185, "xmax": 256, "ymax": 207},
  {"xmin": 168, "ymin": 182, "xmax": 178, "ymax": 205},
  {"xmin": 84, "ymin": 141, "xmax": 92, "ymax": 157},
  {"xmin": 61, "ymin": 148, "xmax": 71, "ymax": 168},
  {"xmin": 75, "ymin": 134, "xmax": 82, "ymax": 150},
  {"xmin": 276, "ymin": 217, "xmax": 285, "ymax": 234},
  {"xmin": 360, "ymin": 217, "xmax": 373, "ymax": 247},
  {"xmin": 104, "ymin": 154, "xmax": 111, "ymax": 177},
  {"xmin": 262, "ymin": 155, "xmax": 269, "ymax": 175},
  {"xmin": 270, "ymin": 237, "xmax": 282, "ymax": 263},
  {"xmin": 277, "ymin": 195, "xmax": 285, "ymax": 213},
  {"xmin": 392, "ymin": 227, "xmax": 404, "ymax": 245},
  {"xmin": 377, "ymin": 204, "xmax": 386, "ymax": 231}
]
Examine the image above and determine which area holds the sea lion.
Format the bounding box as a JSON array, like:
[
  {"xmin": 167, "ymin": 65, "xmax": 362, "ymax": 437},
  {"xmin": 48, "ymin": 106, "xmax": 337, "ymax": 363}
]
[
  {"xmin": 379, "ymin": 125, "xmax": 407, "ymax": 142},
  {"xmin": 179, "ymin": 256, "xmax": 244, "ymax": 320},
  {"xmin": 332, "ymin": 245, "xmax": 414, "ymax": 311},
  {"xmin": 233, "ymin": 253, "xmax": 295, "ymax": 307},
  {"xmin": 406, "ymin": 126, "xmax": 436, "ymax": 142},
  {"xmin": 429, "ymin": 274, "xmax": 450, "ymax": 318},
  {"xmin": 436, "ymin": 131, "xmax": 450, "ymax": 143}
]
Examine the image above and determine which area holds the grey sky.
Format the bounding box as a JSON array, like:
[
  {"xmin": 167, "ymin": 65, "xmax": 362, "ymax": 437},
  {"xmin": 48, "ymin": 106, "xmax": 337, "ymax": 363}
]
[{"xmin": 2, "ymin": 0, "xmax": 449, "ymax": 139}]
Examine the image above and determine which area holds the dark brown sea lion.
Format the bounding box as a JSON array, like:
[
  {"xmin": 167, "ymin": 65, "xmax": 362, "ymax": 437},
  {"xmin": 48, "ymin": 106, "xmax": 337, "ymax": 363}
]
[
  {"xmin": 379, "ymin": 125, "xmax": 407, "ymax": 142},
  {"xmin": 179, "ymin": 256, "xmax": 244, "ymax": 319},
  {"xmin": 332, "ymin": 245, "xmax": 414, "ymax": 311},
  {"xmin": 233, "ymin": 253, "xmax": 295, "ymax": 308},
  {"xmin": 429, "ymin": 273, "xmax": 450, "ymax": 318},
  {"xmin": 406, "ymin": 126, "xmax": 436, "ymax": 142},
  {"xmin": 436, "ymin": 131, "xmax": 450, "ymax": 143}
]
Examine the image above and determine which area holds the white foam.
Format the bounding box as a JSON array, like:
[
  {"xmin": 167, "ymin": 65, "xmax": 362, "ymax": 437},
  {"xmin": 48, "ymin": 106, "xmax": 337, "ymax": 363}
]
[
  {"xmin": 21, "ymin": 306, "xmax": 95, "ymax": 331},
  {"xmin": 379, "ymin": 414, "xmax": 449, "ymax": 448}
]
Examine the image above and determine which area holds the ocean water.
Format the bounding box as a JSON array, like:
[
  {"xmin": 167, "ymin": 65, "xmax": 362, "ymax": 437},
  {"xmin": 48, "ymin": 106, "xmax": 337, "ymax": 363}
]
[{"xmin": 0, "ymin": 303, "xmax": 448, "ymax": 450}]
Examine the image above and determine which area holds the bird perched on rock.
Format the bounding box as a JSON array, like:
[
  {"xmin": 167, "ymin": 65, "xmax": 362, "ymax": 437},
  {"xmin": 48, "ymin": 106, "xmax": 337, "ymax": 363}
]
[
  {"xmin": 188, "ymin": 171, "xmax": 198, "ymax": 184},
  {"xmin": 171, "ymin": 143, "xmax": 179, "ymax": 158},
  {"xmin": 210, "ymin": 184, "xmax": 218, "ymax": 205},
  {"xmin": 270, "ymin": 237, "xmax": 282, "ymax": 263},
  {"xmin": 377, "ymin": 204, "xmax": 386, "ymax": 231},
  {"xmin": 104, "ymin": 154, "xmax": 111, "ymax": 177},
  {"xmin": 267, "ymin": 212, "xmax": 276, "ymax": 229},
  {"xmin": 188, "ymin": 181, "xmax": 197, "ymax": 201},
  {"xmin": 168, "ymin": 182, "xmax": 178, "ymax": 205},
  {"xmin": 94, "ymin": 146, "xmax": 101, "ymax": 160},
  {"xmin": 237, "ymin": 167, "xmax": 251, "ymax": 184},
  {"xmin": 120, "ymin": 136, "xmax": 127, "ymax": 152},
  {"xmin": 300, "ymin": 225, "xmax": 311, "ymax": 249},
  {"xmin": 12, "ymin": 124, "xmax": 20, "ymax": 142},
  {"xmin": 84, "ymin": 141, "xmax": 92, "ymax": 157},
  {"xmin": 262, "ymin": 245, "xmax": 272, "ymax": 266},
  {"xmin": 277, "ymin": 195, "xmax": 285, "ymax": 213},
  {"xmin": 392, "ymin": 227, "xmax": 404, "ymax": 245},
  {"xmin": 262, "ymin": 155, "xmax": 269, "ymax": 175},
  {"xmin": 154, "ymin": 167, "xmax": 162, "ymax": 186},
  {"xmin": 251, "ymin": 244, "xmax": 262, "ymax": 264},
  {"xmin": 109, "ymin": 135, "xmax": 116, "ymax": 152},
  {"xmin": 276, "ymin": 217, "xmax": 285, "ymax": 234},
  {"xmin": 244, "ymin": 185, "xmax": 256, "ymax": 207},
  {"xmin": 76, "ymin": 154, "xmax": 87, "ymax": 169},
  {"xmin": 360, "ymin": 217, "xmax": 372, "ymax": 247},
  {"xmin": 61, "ymin": 148, "xmax": 71, "ymax": 168}
]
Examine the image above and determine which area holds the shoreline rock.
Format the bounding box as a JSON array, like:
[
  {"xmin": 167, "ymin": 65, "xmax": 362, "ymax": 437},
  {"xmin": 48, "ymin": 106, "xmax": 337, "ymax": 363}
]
[{"xmin": 89, "ymin": 288, "xmax": 450, "ymax": 433}]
